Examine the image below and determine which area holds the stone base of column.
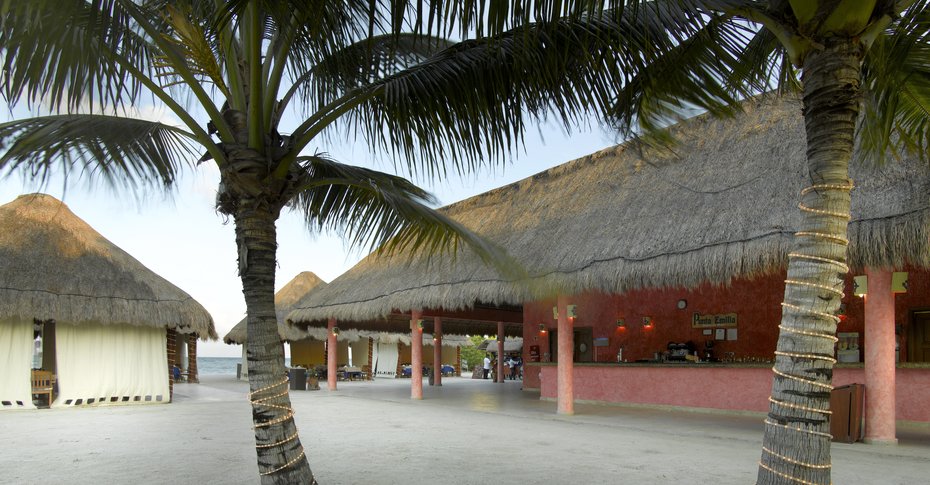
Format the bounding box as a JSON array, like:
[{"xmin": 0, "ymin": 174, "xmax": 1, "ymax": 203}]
[{"xmin": 863, "ymin": 437, "xmax": 898, "ymax": 445}]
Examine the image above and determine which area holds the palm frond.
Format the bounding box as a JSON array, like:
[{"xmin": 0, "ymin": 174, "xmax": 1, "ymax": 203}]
[
  {"xmin": 286, "ymin": 33, "xmax": 457, "ymax": 120},
  {"xmin": 331, "ymin": 5, "xmax": 700, "ymax": 179},
  {"xmin": 0, "ymin": 0, "xmax": 160, "ymax": 112},
  {"xmin": 0, "ymin": 115, "xmax": 199, "ymax": 190},
  {"xmin": 289, "ymin": 156, "xmax": 519, "ymax": 275},
  {"xmin": 609, "ymin": 12, "xmax": 760, "ymax": 138},
  {"xmin": 254, "ymin": 0, "xmax": 374, "ymax": 85},
  {"xmin": 397, "ymin": 1, "xmax": 630, "ymax": 38},
  {"xmin": 157, "ymin": 3, "xmax": 230, "ymax": 99},
  {"xmin": 858, "ymin": 2, "xmax": 930, "ymax": 164}
]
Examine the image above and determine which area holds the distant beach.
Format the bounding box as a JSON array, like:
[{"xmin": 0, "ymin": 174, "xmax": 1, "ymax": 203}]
[{"xmin": 197, "ymin": 356, "xmax": 290, "ymax": 376}]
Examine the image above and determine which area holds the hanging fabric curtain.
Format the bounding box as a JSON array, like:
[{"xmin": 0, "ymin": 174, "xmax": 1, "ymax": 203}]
[
  {"xmin": 55, "ymin": 323, "xmax": 168, "ymax": 407},
  {"xmin": 0, "ymin": 319, "xmax": 36, "ymax": 409}
]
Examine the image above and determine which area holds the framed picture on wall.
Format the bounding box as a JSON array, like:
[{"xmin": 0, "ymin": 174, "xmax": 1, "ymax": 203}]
[{"xmin": 715, "ymin": 328, "xmax": 726, "ymax": 340}]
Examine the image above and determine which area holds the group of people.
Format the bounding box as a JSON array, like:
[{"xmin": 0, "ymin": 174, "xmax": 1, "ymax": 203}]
[{"xmin": 481, "ymin": 353, "xmax": 523, "ymax": 380}]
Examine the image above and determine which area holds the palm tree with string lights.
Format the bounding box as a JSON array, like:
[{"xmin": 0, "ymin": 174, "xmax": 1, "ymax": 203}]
[
  {"xmin": 0, "ymin": 1, "xmax": 683, "ymax": 482},
  {"xmin": 601, "ymin": 1, "xmax": 930, "ymax": 484}
]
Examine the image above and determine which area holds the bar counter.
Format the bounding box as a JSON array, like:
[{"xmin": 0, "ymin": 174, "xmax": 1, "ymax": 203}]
[{"xmin": 525, "ymin": 361, "xmax": 930, "ymax": 423}]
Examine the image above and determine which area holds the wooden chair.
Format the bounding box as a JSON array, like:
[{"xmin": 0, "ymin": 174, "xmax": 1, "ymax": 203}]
[{"xmin": 31, "ymin": 370, "xmax": 55, "ymax": 407}]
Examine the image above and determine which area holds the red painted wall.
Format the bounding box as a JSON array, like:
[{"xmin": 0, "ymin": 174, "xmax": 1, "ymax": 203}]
[
  {"xmin": 534, "ymin": 365, "xmax": 930, "ymax": 422},
  {"xmin": 522, "ymin": 273, "xmax": 789, "ymax": 389},
  {"xmin": 521, "ymin": 268, "xmax": 930, "ymax": 423}
]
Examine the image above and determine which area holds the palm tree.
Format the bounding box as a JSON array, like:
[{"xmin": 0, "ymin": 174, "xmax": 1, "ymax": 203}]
[
  {"xmin": 0, "ymin": 1, "xmax": 674, "ymax": 482},
  {"xmin": 604, "ymin": 1, "xmax": 930, "ymax": 484}
]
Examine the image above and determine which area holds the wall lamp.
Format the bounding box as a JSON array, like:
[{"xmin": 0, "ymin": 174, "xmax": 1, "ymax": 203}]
[
  {"xmin": 642, "ymin": 317, "xmax": 654, "ymax": 329},
  {"xmin": 616, "ymin": 319, "xmax": 626, "ymax": 329},
  {"xmin": 538, "ymin": 324, "xmax": 547, "ymax": 334},
  {"xmin": 331, "ymin": 326, "xmax": 340, "ymax": 336}
]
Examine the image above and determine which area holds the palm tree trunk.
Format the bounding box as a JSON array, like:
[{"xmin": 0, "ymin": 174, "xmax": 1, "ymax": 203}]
[
  {"xmin": 234, "ymin": 203, "xmax": 316, "ymax": 484},
  {"xmin": 757, "ymin": 41, "xmax": 864, "ymax": 485}
]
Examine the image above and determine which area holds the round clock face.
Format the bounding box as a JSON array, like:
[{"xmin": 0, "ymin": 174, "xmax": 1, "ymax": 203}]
[{"xmin": 677, "ymin": 299, "xmax": 687, "ymax": 309}]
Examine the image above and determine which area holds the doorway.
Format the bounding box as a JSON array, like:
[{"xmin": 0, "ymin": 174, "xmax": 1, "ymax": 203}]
[
  {"xmin": 33, "ymin": 319, "xmax": 56, "ymax": 373},
  {"xmin": 547, "ymin": 327, "xmax": 595, "ymax": 363},
  {"xmin": 908, "ymin": 311, "xmax": 930, "ymax": 362}
]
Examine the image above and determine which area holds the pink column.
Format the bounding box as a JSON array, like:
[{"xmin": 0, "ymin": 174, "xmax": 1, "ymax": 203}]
[
  {"xmin": 497, "ymin": 321, "xmax": 505, "ymax": 384},
  {"xmin": 433, "ymin": 317, "xmax": 442, "ymax": 387},
  {"xmin": 864, "ymin": 268, "xmax": 897, "ymax": 444},
  {"xmin": 327, "ymin": 317, "xmax": 337, "ymax": 391},
  {"xmin": 411, "ymin": 310, "xmax": 423, "ymax": 400},
  {"xmin": 556, "ymin": 295, "xmax": 574, "ymax": 415}
]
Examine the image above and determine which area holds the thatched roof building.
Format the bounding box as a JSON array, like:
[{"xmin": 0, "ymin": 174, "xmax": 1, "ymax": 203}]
[
  {"xmin": 0, "ymin": 193, "xmax": 215, "ymax": 339},
  {"xmin": 223, "ymin": 271, "xmax": 326, "ymax": 344},
  {"xmin": 288, "ymin": 95, "xmax": 930, "ymax": 326}
]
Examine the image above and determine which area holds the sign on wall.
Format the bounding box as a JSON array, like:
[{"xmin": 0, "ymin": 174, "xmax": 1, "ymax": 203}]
[
  {"xmin": 692, "ymin": 312, "xmax": 738, "ymax": 328},
  {"xmin": 552, "ymin": 305, "xmax": 578, "ymax": 319}
]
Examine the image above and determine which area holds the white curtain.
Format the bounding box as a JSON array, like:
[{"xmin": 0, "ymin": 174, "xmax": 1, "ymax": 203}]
[
  {"xmin": 54, "ymin": 323, "xmax": 168, "ymax": 407},
  {"xmin": 0, "ymin": 319, "xmax": 36, "ymax": 409},
  {"xmin": 374, "ymin": 341, "xmax": 398, "ymax": 378}
]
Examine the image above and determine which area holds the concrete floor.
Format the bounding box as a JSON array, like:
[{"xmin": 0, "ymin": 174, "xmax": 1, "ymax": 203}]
[{"xmin": 2, "ymin": 375, "xmax": 928, "ymax": 484}]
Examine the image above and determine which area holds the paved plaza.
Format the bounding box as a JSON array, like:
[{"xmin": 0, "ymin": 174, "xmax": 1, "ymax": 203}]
[{"xmin": 2, "ymin": 375, "xmax": 928, "ymax": 484}]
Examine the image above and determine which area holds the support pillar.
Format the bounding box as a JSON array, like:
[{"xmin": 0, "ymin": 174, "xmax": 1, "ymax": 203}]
[
  {"xmin": 864, "ymin": 268, "xmax": 897, "ymax": 444},
  {"xmin": 433, "ymin": 317, "xmax": 443, "ymax": 386},
  {"xmin": 497, "ymin": 321, "xmax": 505, "ymax": 384},
  {"xmin": 167, "ymin": 329, "xmax": 176, "ymax": 401},
  {"xmin": 327, "ymin": 318, "xmax": 337, "ymax": 391},
  {"xmin": 556, "ymin": 295, "xmax": 574, "ymax": 415},
  {"xmin": 411, "ymin": 310, "xmax": 423, "ymax": 400},
  {"xmin": 187, "ymin": 336, "xmax": 199, "ymax": 383}
]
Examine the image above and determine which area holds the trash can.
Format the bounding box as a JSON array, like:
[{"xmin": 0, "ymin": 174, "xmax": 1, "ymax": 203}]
[
  {"xmin": 428, "ymin": 368, "xmax": 434, "ymax": 386},
  {"xmin": 830, "ymin": 383, "xmax": 864, "ymax": 442},
  {"xmin": 289, "ymin": 367, "xmax": 307, "ymax": 391}
]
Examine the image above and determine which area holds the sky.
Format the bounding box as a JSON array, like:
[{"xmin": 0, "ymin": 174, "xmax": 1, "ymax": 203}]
[{"xmin": 1, "ymin": 106, "xmax": 620, "ymax": 357}]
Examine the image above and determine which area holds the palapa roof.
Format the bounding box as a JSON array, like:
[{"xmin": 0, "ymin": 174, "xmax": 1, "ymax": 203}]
[
  {"xmin": 0, "ymin": 193, "xmax": 216, "ymax": 339},
  {"xmin": 478, "ymin": 337, "xmax": 524, "ymax": 353},
  {"xmin": 223, "ymin": 271, "xmax": 326, "ymax": 344},
  {"xmin": 288, "ymin": 95, "xmax": 930, "ymax": 325}
]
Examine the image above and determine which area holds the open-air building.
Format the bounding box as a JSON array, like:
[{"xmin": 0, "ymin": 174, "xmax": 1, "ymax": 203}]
[
  {"xmin": 287, "ymin": 96, "xmax": 930, "ymax": 443},
  {"xmin": 0, "ymin": 194, "xmax": 215, "ymax": 409},
  {"xmin": 224, "ymin": 271, "xmax": 327, "ymax": 380}
]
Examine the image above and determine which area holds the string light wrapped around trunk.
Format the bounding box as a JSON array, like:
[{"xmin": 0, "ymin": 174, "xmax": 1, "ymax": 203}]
[
  {"xmin": 249, "ymin": 378, "xmax": 305, "ymax": 476},
  {"xmin": 762, "ymin": 182, "xmax": 854, "ymax": 483}
]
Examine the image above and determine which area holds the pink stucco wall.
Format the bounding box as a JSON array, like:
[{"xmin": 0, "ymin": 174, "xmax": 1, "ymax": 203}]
[{"xmin": 537, "ymin": 364, "xmax": 930, "ymax": 423}]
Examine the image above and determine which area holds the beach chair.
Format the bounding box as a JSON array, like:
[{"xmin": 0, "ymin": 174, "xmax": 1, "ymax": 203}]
[{"xmin": 31, "ymin": 369, "xmax": 55, "ymax": 407}]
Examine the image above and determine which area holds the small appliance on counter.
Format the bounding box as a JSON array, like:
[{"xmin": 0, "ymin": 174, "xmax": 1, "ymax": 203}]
[{"xmin": 667, "ymin": 341, "xmax": 695, "ymax": 361}]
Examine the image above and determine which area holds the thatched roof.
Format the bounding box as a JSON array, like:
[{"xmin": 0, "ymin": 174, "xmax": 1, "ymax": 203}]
[
  {"xmin": 288, "ymin": 95, "xmax": 930, "ymax": 324},
  {"xmin": 223, "ymin": 271, "xmax": 326, "ymax": 344},
  {"xmin": 237, "ymin": 319, "xmax": 469, "ymax": 346},
  {"xmin": 478, "ymin": 337, "xmax": 524, "ymax": 353},
  {"xmin": 0, "ymin": 193, "xmax": 216, "ymax": 339},
  {"xmin": 288, "ymin": 313, "xmax": 521, "ymax": 340}
]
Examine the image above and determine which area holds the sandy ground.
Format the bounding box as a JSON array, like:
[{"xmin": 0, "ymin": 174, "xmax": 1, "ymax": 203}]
[{"xmin": 2, "ymin": 375, "xmax": 928, "ymax": 484}]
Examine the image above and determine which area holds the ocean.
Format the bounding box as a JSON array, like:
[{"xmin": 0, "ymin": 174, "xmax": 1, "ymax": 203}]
[{"xmin": 197, "ymin": 357, "xmax": 291, "ymax": 376}]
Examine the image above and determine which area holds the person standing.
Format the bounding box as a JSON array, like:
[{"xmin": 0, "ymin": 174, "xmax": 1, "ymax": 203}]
[
  {"xmin": 482, "ymin": 354, "xmax": 491, "ymax": 379},
  {"xmin": 507, "ymin": 355, "xmax": 518, "ymax": 380}
]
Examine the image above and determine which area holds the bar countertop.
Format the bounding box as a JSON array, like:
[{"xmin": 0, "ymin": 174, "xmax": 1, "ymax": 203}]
[{"xmin": 524, "ymin": 361, "xmax": 930, "ymax": 369}]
